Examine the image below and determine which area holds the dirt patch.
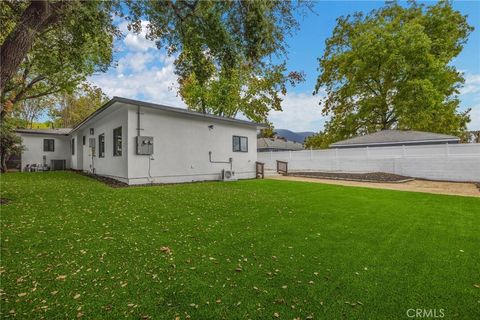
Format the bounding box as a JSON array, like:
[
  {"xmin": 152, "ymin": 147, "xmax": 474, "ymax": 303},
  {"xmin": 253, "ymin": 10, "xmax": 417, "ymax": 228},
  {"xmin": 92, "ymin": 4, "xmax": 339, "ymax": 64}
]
[
  {"xmin": 72, "ymin": 170, "xmax": 228, "ymax": 188},
  {"xmin": 73, "ymin": 171, "xmax": 129, "ymax": 188},
  {"xmin": 290, "ymin": 171, "xmax": 413, "ymax": 183},
  {"xmin": 0, "ymin": 198, "xmax": 10, "ymax": 205},
  {"xmin": 268, "ymin": 175, "xmax": 480, "ymax": 198}
]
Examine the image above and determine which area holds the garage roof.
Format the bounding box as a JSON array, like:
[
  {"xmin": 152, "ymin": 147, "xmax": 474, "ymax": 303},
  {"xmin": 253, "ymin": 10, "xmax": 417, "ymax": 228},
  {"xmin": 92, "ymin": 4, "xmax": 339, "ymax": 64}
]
[
  {"xmin": 330, "ymin": 130, "xmax": 460, "ymax": 148},
  {"xmin": 15, "ymin": 128, "xmax": 72, "ymax": 136}
]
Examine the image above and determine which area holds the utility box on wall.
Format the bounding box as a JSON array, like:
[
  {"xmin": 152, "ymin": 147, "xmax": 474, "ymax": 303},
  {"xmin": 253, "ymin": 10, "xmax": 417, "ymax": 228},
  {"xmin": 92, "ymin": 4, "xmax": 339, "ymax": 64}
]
[{"xmin": 136, "ymin": 136, "xmax": 154, "ymax": 155}]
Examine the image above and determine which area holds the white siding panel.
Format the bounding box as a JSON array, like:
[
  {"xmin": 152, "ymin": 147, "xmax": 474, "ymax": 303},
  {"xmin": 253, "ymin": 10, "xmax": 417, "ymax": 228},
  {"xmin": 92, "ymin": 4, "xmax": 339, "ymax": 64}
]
[{"xmin": 258, "ymin": 144, "xmax": 480, "ymax": 182}]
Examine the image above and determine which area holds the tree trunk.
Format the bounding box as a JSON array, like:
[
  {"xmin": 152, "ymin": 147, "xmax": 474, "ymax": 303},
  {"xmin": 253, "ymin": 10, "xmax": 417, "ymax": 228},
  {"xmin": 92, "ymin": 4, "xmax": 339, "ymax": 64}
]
[
  {"xmin": 0, "ymin": 152, "xmax": 7, "ymax": 173},
  {"xmin": 0, "ymin": 1, "xmax": 68, "ymax": 97}
]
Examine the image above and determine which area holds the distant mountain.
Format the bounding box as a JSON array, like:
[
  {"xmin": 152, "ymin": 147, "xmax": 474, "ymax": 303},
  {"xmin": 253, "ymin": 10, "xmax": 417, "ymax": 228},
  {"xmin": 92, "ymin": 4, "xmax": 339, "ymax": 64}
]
[{"xmin": 274, "ymin": 129, "xmax": 316, "ymax": 144}]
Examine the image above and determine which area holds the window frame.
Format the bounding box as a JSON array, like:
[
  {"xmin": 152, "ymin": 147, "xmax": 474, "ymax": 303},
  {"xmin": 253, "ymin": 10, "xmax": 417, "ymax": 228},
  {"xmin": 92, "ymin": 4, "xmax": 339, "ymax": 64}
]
[
  {"xmin": 113, "ymin": 126, "xmax": 122, "ymax": 157},
  {"xmin": 71, "ymin": 138, "xmax": 75, "ymax": 155},
  {"xmin": 232, "ymin": 135, "xmax": 248, "ymax": 152},
  {"xmin": 43, "ymin": 139, "xmax": 55, "ymax": 152},
  {"xmin": 82, "ymin": 136, "xmax": 86, "ymax": 146},
  {"xmin": 98, "ymin": 134, "xmax": 105, "ymax": 158}
]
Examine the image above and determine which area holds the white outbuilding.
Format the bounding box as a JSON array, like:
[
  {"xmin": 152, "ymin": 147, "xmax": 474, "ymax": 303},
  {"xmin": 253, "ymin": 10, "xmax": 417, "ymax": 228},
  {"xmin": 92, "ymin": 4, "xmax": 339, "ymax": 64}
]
[{"xmin": 16, "ymin": 97, "xmax": 266, "ymax": 184}]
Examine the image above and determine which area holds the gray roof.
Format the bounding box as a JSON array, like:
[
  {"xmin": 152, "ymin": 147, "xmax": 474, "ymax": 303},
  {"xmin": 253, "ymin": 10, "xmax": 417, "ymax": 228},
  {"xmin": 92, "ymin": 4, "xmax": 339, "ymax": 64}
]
[
  {"xmin": 257, "ymin": 137, "xmax": 304, "ymax": 151},
  {"xmin": 15, "ymin": 128, "xmax": 72, "ymax": 136},
  {"xmin": 71, "ymin": 96, "xmax": 267, "ymax": 134},
  {"xmin": 330, "ymin": 130, "xmax": 460, "ymax": 148}
]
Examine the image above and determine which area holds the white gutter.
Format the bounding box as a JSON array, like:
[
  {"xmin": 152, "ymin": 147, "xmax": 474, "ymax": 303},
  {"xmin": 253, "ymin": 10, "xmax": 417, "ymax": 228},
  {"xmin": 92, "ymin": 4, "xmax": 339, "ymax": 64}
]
[{"xmin": 331, "ymin": 138, "xmax": 460, "ymax": 148}]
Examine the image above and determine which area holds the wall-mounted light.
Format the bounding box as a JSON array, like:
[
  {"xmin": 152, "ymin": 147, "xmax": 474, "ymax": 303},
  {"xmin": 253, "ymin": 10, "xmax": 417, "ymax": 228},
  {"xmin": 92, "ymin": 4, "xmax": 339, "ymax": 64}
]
[{"xmin": 208, "ymin": 125, "xmax": 214, "ymax": 130}]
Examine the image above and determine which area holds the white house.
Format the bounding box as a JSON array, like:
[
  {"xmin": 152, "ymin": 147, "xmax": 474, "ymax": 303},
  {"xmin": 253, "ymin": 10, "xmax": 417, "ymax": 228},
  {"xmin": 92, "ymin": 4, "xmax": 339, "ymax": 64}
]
[{"xmin": 16, "ymin": 97, "xmax": 265, "ymax": 184}]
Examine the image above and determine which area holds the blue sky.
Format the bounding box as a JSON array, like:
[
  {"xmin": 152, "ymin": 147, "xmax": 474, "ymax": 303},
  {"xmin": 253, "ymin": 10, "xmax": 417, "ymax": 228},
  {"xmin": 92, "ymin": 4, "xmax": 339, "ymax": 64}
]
[{"xmin": 90, "ymin": 0, "xmax": 480, "ymax": 132}]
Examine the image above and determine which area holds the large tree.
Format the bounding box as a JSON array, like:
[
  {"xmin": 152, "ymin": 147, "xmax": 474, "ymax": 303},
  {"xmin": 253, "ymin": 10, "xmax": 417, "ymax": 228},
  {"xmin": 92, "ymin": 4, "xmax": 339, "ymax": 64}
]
[
  {"xmin": 1, "ymin": 0, "xmax": 118, "ymax": 117},
  {"xmin": 128, "ymin": 0, "xmax": 308, "ymax": 122},
  {"xmin": 50, "ymin": 83, "xmax": 108, "ymax": 128},
  {"xmin": 310, "ymin": 1, "xmax": 473, "ymax": 148},
  {"xmin": 12, "ymin": 96, "xmax": 54, "ymax": 129},
  {"xmin": 2, "ymin": 1, "xmax": 307, "ymax": 124},
  {"xmin": 0, "ymin": 0, "xmax": 71, "ymax": 93}
]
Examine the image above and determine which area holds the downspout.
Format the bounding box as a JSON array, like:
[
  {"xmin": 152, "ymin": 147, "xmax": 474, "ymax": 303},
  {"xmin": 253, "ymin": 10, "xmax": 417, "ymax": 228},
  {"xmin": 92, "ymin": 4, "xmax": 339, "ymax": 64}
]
[
  {"xmin": 137, "ymin": 106, "xmax": 141, "ymax": 137},
  {"xmin": 138, "ymin": 105, "xmax": 154, "ymax": 183}
]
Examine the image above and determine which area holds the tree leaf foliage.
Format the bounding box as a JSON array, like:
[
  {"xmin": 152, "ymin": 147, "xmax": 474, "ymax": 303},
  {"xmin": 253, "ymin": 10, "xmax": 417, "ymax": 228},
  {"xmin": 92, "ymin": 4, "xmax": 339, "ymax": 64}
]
[
  {"xmin": 1, "ymin": 0, "xmax": 118, "ymax": 115},
  {"xmin": 310, "ymin": 1, "xmax": 473, "ymax": 148},
  {"xmin": 127, "ymin": 0, "xmax": 308, "ymax": 122}
]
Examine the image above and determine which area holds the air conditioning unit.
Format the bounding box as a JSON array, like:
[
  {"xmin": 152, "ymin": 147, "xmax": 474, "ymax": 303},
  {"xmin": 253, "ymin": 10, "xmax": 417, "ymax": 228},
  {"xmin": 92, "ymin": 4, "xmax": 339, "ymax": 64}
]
[{"xmin": 222, "ymin": 169, "xmax": 237, "ymax": 181}]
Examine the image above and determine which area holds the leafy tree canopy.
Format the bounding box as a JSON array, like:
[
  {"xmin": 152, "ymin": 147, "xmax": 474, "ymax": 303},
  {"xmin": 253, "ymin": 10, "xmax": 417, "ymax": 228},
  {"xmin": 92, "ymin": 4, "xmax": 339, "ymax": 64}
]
[
  {"xmin": 50, "ymin": 83, "xmax": 109, "ymax": 128},
  {"xmin": 311, "ymin": 0, "xmax": 473, "ymax": 148},
  {"xmin": 1, "ymin": 0, "xmax": 118, "ymax": 117},
  {"xmin": 127, "ymin": 0, "xmax": 309, "ymax": 122}
]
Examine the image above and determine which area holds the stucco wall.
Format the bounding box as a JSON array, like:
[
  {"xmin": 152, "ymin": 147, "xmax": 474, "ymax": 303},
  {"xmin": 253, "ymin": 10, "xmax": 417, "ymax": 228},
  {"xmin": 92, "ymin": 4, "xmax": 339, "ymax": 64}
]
[
  {"xmin": 17, "ymin": 102, "xmax": 259, "ymax": 184},
  {"xmin": 70, "ymin": 107, "xmax": 129, "ymax": 181},
  {"xmin": 126, "ymin": 105, "xmax": 258, "ymax": 184},
  {"xmin": 19, "ymin": 134, "xmax": 71, "ymax": 170}
]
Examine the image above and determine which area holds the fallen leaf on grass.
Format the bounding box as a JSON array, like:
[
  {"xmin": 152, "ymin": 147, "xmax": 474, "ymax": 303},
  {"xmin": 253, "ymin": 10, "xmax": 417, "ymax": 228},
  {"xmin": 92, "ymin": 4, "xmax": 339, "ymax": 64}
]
[
  {"xmin": 17, "ymin": 293, "xmax": 27, "ymax": 297},
  {"xmin": 73, "ymin": 294, "xmax": 81, "ymax": 299},
  {"xmin": 160, "ymin": 246, "xmax": 172, "ymax": 255},
  {"xmin": 56, "ymin": 275, "xmax": 67, "ymax": 281},
  {"xmin": 273, "ymin": 312, "xmax": 280, "ymax": 318}
]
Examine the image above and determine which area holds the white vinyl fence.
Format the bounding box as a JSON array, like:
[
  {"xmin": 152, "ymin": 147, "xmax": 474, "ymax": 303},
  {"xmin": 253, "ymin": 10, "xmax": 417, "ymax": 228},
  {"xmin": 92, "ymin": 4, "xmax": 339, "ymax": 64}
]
[{"xmin": 257, "ymin": 144, "xmax": 480, "ymax": 182}]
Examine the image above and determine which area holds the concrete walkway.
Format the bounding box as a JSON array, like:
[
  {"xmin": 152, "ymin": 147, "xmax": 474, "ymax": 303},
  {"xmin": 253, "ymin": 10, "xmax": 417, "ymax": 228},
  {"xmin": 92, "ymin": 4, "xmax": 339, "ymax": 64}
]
[{"xmin": 267, "ymin": 175, "xmax": 480, "ymax": 198}]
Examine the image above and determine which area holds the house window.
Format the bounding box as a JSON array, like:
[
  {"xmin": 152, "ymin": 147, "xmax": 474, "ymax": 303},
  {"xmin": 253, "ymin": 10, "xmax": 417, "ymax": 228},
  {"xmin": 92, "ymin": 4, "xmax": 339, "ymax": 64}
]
[
  {"xmin": 113, "ymin": 126, "xmax": 122, "ymax": 156},
  {"xmin": 43, "ymin": 139, "xmax": 54, "ymax": 152},
  {"xmin": 90, "ymin": 128, "xmax": 94, "ymax": 135},
  {"xmin": 82, "ymin": 136, "xmax": 86, "ymax": 145},
  {"xmin": 98, "ymin": 134, "xmax": 105, "ymax": 158},
  {"xmin": 71, "ymin": 138, "xmax": 75, "ymax": 155},
  {"xmin": 233, "ymin": 136, "xmax": 248, "ymax": 152}
]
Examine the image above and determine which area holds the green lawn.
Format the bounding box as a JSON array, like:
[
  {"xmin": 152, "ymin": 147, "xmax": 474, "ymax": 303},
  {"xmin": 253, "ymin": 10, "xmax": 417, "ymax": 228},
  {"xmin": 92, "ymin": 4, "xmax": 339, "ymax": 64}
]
[{"xmin": 1, "ymin": 172, "xmax": 479, "ymax": 319}]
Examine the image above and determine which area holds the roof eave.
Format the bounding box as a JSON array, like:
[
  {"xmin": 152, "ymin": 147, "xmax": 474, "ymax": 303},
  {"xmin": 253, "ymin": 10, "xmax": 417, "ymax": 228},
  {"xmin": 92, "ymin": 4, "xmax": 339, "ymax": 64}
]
[
  {"xmin": 330, "ymin": 138, "xmax": 460, "ymax": 148},
  {"xmin": 15, "ymin": 130, "xmax": 70, "ymax": 136},
  {"xmin": 70, "ymin": 96, "xmax": 267, "ymax": 134}
]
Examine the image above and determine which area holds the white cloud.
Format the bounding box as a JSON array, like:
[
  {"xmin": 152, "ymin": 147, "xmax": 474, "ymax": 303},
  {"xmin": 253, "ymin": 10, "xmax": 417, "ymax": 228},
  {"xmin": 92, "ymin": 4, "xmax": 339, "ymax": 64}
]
[
  {"xmin": 90, "ymin": 52, "xmax": 184, "ymax": 107},
  {"xmin": 460, "ymin": 73, "xmax": 480, "ymax": 96},
  {"xmin": 88, "ymin": 20, "xmax": 185, "ymax": 107},
  {"xmin": 268, "ymin": 91, "xmax": 328, "ymax": 132},
  {"xmin": 117, "ymin": 52, "xmax": 155, "ymax": 73},
  {"xmin": 120, "ymin": 20, "xmax": 157, "ymax": 52},
  {"xmin": 468, "ymin": 105, "xmax": 480, "ymax": 130}
]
